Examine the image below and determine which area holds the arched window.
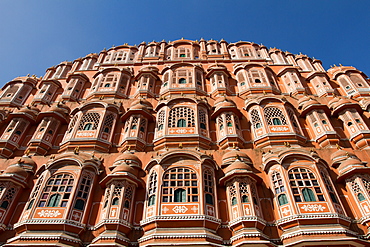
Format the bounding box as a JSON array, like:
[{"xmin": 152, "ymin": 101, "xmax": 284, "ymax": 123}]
[
  {"xmin": 206, "ymin": 194, "xmax": 214, "ymax": 205},
  {"xmin": 162, "ymin": 167, "xmax": 198, "ymax": 203},
  {"xmin": 272, "ymin": 118, "xmax": 282, "ymax": 125},
  {"xmin": 174, "ymin": 188, "xmax": 186, "ymax": 202},
  {"xmin": 288, "ymin": 168, "xmax": 324, "ymax": 202},
  {"xmin": 124, "ymin": 200, "xmax": 130, "ymax": 208},
  {"xmin": 231, "ymin": 197, "xmax": 237, "ymax": 206},
  {"xmin": 177, "ymin": 119, "xmax": 186, "ymax": 127},
  {"xmin": 0, "ymin": 201, "xmax": 9, "ymax": 209},
  {"xmin": 358, "ymin": 193, "xmax": 366, "ymax": 201},
  {"xmin": 112, "ymin": 197, "xmax": 119, "ymax": 205},
  {"xmin": 241, "ymin": 195, "xmax": 249, "ymax": 203},
  {"xmin": 272, "ymin": 171, "xmax": 288, "ymax": 206},
  {"xmin": 148, "ymin": 195, "xmax": 156, "ymax": 206},
  {"xmin": 39, "ymin": 173, "xmax": 74, "ymax": 207},
  {"xmin": 83, "ymin": 123, "xmax": 93, "ymax": 130},
  {"xmin": 179, "ymin": 78, "xmax": 187, "ymax": 84},
  {"xmin": 74, "ymin": 199, "xmax": 85, "ymax": 210},
  {"xmin": 278, "ymin": 194, "xmax": 288, "ymax": 206},
  {"xmin": 47, "ymin": 194, "xmax": 61, "ymax": 207}
]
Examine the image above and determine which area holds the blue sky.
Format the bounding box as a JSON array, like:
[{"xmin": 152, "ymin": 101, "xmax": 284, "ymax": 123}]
[{"xmin": 0, "ymin": 0, "xmax": 369, "ymax": 85}]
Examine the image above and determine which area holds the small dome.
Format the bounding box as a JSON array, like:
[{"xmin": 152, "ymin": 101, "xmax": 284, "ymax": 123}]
[
  {"xmin": 297, "ymin": 95, "xmax": 311, "ymax": 105},
  {"xmin": 222, "ymin": 149, "xmax": 251, "ymax": 164},
  {"xmin": 114, "ymin": 151, "xmax": 142, "ymax": 167},
  {"xmin": 3, "ymin": 165, "xmax": 28, "ymax": 178},
  {"xmin": 129, "ymin": 99, "xmax": 153, "ymax": 110},
  {"xmin": 224, "ymin": 160, "xmax": 252, "ymax": 174},
  {"xmin": 214, "ymin": 96, "xmax": 236, "ymax": 107},
  {"xmin": 331, "ymin": 149, "xmax": 356, "ymax": 165},
  {"xmin": 18, "ymin": 156, "xmax": 36, "ymax": 167},
  {"xmin": 19, "ymin": 106, "xmax": 40, "ymax": 118},
  {"xmin": 328, "ymin": 97, "xmax": 352, "ymax": 110},
  {"xmin": 338, "ymin": 157, "xmax": 364, "ymax": 173},
  {"xmin": 49, "ymin": 104, "xmax": 70, "ymax": 115},
  {"xmin": 111, "ymin": 163, "xmax": 138, "ymax": 177},
  {"xmin": 298, "ymin": 97, "xmax": 320, "ymax": 111}
]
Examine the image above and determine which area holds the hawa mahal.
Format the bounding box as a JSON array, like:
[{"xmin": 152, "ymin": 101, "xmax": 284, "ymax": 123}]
[{"xmin": 0, "ymin": 38, "xmax": 369, "ymax": 246}]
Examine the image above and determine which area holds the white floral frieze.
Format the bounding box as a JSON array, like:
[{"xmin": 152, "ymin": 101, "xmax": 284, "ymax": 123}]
[
  {"xmin": 37, "ymin": 209, "xmax": 61, "ymax": 218},
  {"xmin": 300, "ymin": 204, "xmax": 326, "ymax": 212}
]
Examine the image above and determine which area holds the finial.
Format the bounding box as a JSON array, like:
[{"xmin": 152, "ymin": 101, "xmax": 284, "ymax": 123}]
[
  {"xmin": 336, "ymin": 144, "xmax": 342, "ymax": 150},
  {"xmin": 100, "ymin": 95, "xmax": 105, "ymax": 100},
  {"xmin": 179, "ymin": 143, "xmax": 183, "ymax": 149},
  {"xmin": 127, "ymin": 146, "xmax": 131, "ymax": 151},
  {"xmin": 232, "ymin": 143, "xmax": 236, "ymax": 149},
  {"xmin": 235, "ymin": 154, "xmax": 240, "ymax": 160},
  {"xmin": 284, "ymin": 142, "xmax": 291, "ymax": 147},
  {"xmin": 25, "ymin": 149, "xmax": 30, "ymax": 156},
  {"xmin": 74, "ymin": 146, "xmax": 79, "ymax": 154},
  {"xmin": 339, "ymin": 63, "xmax": 343, "ymax": 66},
  {"xmin": 263, "ymin": 91, "xmax": 267, "ymax": 95}
]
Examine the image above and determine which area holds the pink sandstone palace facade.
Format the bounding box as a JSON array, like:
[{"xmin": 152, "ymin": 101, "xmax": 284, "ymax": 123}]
[{"xmin": 0, "ymin": 38, "xmax": 369, "ymax": 246}]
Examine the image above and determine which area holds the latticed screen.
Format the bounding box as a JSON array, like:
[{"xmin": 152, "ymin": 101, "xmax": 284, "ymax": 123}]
[
  {"xmin": 168, "ymin": 107, "xmax": 195, "ymax": 128},
  {"xmin": 39, "ymin": 173, "xmax": 74, "ymax": 207},
  {"xmin": 239, "ymin": 181, "xmax": 249, "ymax": 203},
  {"xmin": 228, "ymin": 183, "xmax": 237, "ymax": 205},
  {"xmin": 157, "ymin": 111, "xmax": 165, "ymax": 130},
  {"xmin": 288, "ymin": 168, "xmax": 324, "ymax": 202},
  {"xmin": 264, "ymin": 107, "xmax": 287, "ymax": 125},
  {"xmin": 103, "ymin": 114, "xmax": 115, "ymax": 133},
  {"xmin": 362, "ymin": 176, "xmax": 370, "ymax": 195},
  {"xmin": 1, "ymin": 187, "xmax": 17, "ymax": 209},
  {"xmin": 199, "ymin": 110, "xmax": 207, "ymax": 129},
  {"xmin": 350, "ymin": 178, "xmax": 366, "ymax": 201},
  {"xmin": 68, "ymin": 115, "xmax": 79, "ymax": 133},
  {"xmin": 162, "ymin": 168, "xmax": 198, "ymax": 203},
  {"xmin": 148, "ymin": 172, "xmax": 157, "ymax": 206},
  {"xmin": 250, "ymin": 109, "xmax": 262, "ymax": 128},
  {"xmin": 78, "ymin": 112, "xmax": 101, "ymax": 130}
]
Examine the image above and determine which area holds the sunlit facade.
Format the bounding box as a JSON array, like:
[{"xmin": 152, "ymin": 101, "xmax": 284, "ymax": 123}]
[{"xmin": 0, "ymin": 38, "xmax": 369, "ymax": 246}]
